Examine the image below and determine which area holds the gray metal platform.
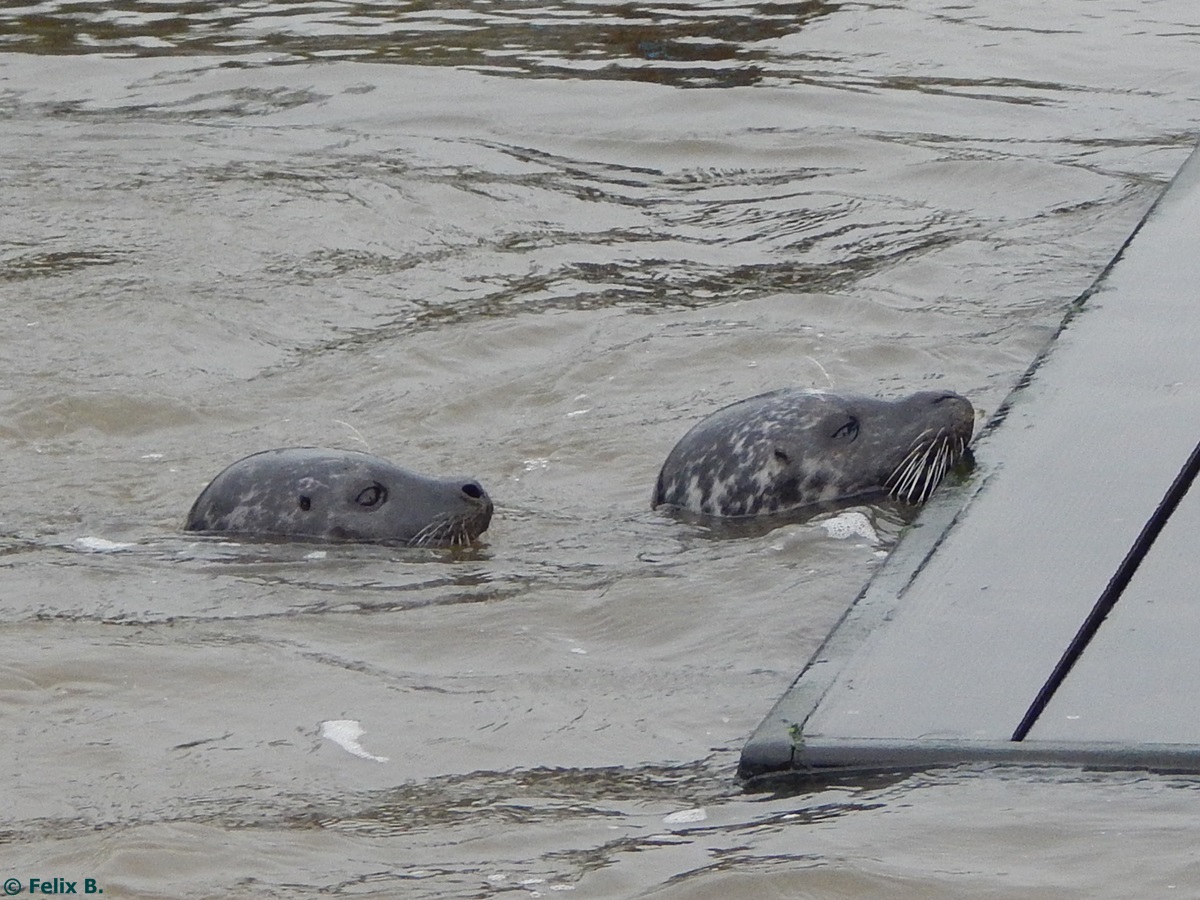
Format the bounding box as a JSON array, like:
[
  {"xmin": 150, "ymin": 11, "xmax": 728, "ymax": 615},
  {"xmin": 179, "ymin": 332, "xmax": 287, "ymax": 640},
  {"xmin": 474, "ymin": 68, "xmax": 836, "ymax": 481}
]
[{"xmin": 740, "ymin": 141, "xmax": 1200, "ymax": 784}]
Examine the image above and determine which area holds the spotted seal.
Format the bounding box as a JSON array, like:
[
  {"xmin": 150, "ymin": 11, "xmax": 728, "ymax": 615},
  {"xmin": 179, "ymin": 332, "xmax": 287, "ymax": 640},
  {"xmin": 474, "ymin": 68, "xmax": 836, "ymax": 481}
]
[
  {"xmin": 185, "ymin": 448, "xmax": 493, "ymax": 546},
  {"xmin": 652, "ymin": 388, "xmax": 974, "ymax": 519}
]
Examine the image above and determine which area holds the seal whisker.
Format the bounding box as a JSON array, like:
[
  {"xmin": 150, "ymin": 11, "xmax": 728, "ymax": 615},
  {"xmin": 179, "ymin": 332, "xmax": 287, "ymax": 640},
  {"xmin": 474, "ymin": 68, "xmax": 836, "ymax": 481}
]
[
  {"xmin": 928, "ymin": 437, "xmax": 954, "ymax": 501},
  {"xmin": 410, "ymin": 516, "xmax": 454, "ymax": 548},
  {"xmin": 911, "ymin": 441, "xmax": 941, "ymax": 504},
  {"xmin": 904, "ymin": 447, "xmax": 930, "ymax": 505},
  {"xmin": 919, "ymin": 441, "xmax": 949, "ymax": 504},
  {"xmin": 886, "ymin": 428, "xmax": 962, "ymax": 505},
  {"xmin": 408, "ymin": 522, "xmax": 436, "ymax": 547},
  {"xmin": 887, "ymin": 441, "xmax": 932, "ymax": 503},
  {"xmin": 890, "ymin": 462, "xmax": 915, "ymax": 503},
  {"xmin": 409, "ymin": 508, "xmax": 487, "ymax": 548},
  {"xmin": 919, "ymin": 443, "xmax": 943, "ymax": 503},
  {"xmin": 884, "ymin": 443, "xmax": 925, "ymax": 494}
]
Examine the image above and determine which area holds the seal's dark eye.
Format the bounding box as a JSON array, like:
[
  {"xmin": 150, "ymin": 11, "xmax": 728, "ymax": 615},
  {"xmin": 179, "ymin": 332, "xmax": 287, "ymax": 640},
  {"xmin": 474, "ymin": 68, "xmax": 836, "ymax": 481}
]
[
  {"xmin": 355, "ymin": 483, "xmax": 387, "ymax": 508},
  {"xmin": 299, "ymin": 495, "xmax": 311, "ymax": 511},
  {"xmin": 832, "ymin": 418, "xmax": 859, "ymax": 441},
  {"xmin": 773, "ymin": 448, "xmax": 791, "ymax": 464}
]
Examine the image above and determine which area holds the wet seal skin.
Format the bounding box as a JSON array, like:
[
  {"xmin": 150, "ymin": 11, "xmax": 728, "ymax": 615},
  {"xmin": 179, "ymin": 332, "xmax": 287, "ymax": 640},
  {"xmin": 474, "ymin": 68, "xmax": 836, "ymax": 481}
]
[
  {"xmin": 185, "ymin": 448, "xmax": 493, "ymax": 547},
  {"xmin": 652, "ymin": 388, "xmax": 975, "ymax": 519}
]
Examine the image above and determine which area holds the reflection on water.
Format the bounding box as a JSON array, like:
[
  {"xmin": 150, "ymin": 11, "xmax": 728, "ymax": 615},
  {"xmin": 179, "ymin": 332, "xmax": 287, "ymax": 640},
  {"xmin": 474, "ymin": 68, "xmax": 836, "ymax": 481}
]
[
  {"xmin": 1, "ymin": 0, "xmax": 835, "ymax": 87},
  {"xmin": 0, "ymin": 248, "xmax": 127, "ymax": 282},
  {"xmin": 318, "ymin": 761, "xmax": 725, "ymax": 836},
  {"xmin": 298, "ymin": 142, "xmax": 965, "ymax": 338}
]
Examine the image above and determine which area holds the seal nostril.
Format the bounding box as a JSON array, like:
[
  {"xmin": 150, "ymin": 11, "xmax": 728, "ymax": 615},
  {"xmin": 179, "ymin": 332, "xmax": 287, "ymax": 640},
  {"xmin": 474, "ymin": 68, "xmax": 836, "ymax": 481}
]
[{"xmin": 462, "ymin": 481, "xmax": 484, "ymax": 500}]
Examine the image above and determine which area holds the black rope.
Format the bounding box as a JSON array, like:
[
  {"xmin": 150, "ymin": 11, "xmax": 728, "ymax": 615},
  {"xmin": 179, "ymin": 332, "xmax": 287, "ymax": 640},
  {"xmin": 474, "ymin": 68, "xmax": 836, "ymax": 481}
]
[{"xmin": 1011, "ymin": 437, "xmax": 1200, "ymax": 742}]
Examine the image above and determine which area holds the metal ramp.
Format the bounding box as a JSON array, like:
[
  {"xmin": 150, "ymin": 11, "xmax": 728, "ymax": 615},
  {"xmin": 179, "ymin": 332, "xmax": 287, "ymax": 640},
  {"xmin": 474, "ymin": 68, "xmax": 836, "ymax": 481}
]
[{"xmin": 740, "ymin": 142, "xmax": 1200, "ymax": 784}]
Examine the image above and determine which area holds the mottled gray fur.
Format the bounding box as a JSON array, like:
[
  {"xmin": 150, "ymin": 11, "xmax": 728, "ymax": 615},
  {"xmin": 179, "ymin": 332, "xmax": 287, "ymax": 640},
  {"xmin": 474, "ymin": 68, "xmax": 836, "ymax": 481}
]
[
  {"xmin": 185, "ymin": 448, "xmax": 493, "ymax": 546},
  {"xmin": 652, "ymin": 389, "xmax": 974, "ymax": 518}
]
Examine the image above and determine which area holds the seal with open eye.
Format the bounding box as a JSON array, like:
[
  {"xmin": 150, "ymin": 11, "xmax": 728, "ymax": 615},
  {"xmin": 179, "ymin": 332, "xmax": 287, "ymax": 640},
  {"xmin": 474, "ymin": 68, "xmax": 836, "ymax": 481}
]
[
  {"xmin": 185, "ymin": 448, "xmax": 493, "ymax": 546},
  {"xmin": 652, "ymin": 389, "xmax": 974, "ymax": 519}
]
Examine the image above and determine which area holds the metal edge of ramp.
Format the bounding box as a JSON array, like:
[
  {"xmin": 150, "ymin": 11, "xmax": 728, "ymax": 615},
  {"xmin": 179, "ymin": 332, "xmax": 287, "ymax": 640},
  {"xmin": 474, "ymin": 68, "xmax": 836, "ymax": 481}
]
[{"xmin": 739, "ymin": 140, "xmax": 1200, "ymax": 786}]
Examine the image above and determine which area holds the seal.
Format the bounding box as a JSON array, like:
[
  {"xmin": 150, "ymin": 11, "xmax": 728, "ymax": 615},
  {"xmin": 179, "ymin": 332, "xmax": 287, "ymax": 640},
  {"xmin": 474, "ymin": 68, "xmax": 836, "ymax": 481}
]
[
  {"xmin": 184, "ymin": 448, "xmax": 493, "ymax": 546},
  {"xmin": 652, "ymin": 388, "xmax": 974, "ymax": 519}
]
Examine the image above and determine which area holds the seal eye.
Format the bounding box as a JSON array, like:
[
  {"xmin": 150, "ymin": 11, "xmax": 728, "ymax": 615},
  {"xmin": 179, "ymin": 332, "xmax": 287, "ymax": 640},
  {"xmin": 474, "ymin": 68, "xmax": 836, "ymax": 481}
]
[
  {"xmin": 832, "ymin": 418, "xmax": 859, "ymax": 441},
  {"xmin": 355, "ymin": 483, "xmax": 387, "ymax": 508},
  {"xmin": 773, "ymin": 448, "xmax": 791, "ymax": 464},
  {"xmin": 299, "ymin": 495, "xmax": 311, "ymax": 512}
]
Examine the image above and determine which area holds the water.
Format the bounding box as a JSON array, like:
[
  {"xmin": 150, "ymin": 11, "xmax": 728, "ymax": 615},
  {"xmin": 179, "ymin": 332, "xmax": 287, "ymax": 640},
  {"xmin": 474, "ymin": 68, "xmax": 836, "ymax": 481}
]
[{"xmin": 1, "ymin": 1, "xmax": 1199, "ymax": 896}]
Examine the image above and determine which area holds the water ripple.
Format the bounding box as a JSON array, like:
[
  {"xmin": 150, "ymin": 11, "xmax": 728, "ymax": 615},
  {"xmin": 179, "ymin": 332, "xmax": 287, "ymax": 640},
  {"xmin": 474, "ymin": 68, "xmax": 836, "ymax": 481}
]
[{"xmin": 1, "ymin": 0, "xmax": 837, "ymax": 86}]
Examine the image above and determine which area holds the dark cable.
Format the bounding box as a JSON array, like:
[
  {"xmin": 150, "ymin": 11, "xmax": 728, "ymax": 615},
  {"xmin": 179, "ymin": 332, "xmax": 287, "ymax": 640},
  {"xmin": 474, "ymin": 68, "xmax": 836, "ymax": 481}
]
[{"xmin": 1011, "ymin": 437, "xmax": 1200, "ymax": 741}]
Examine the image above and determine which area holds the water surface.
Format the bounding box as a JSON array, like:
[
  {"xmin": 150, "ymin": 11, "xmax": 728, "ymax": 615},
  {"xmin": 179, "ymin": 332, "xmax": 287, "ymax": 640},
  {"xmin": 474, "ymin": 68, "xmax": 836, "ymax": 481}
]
[{"xmin": 2, "ymin": 0, "xmax": 1199, "ymax": 896}]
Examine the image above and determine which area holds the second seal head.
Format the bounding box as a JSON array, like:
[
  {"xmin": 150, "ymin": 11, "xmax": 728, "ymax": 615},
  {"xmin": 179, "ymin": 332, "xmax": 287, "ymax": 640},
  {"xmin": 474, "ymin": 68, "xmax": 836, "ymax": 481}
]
[{"xmin": 653, "ymin": 388, "xmax": 975, "ymax": 519}]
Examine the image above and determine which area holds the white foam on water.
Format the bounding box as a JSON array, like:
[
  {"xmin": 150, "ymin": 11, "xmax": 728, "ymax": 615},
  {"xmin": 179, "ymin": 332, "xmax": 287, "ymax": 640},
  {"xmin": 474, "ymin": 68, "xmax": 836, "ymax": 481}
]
[
  {"xmin": 319, "ymin": 719, "xmax": 389, "ymax": 763},
  {"xmin": 818, "ymin": 510, "xmax": 880, "ymax": 544},
  {"xmin": 663, "ymin": 807, "xmax": 707, "ymax": 824},
  {"xmin": 73, "ymin": 536, "xmax": 135, "ymax": 553}
]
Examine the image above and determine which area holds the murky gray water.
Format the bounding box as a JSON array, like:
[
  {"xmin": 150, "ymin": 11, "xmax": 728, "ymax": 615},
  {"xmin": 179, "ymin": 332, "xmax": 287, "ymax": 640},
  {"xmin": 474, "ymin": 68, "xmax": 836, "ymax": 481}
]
[{"xmin": 2, "ymin": 1, "xmax": 1199, "ymax": 896}]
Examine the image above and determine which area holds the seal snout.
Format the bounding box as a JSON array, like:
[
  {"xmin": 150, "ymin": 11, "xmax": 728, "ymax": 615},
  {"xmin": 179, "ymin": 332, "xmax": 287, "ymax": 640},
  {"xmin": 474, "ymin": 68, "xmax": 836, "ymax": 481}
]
[
  {"xmin": 926, "ymin": 389, "xmax": 972, "ymax": 411},
  {"xmin": 920, "ymin": 390, "xmax": 975, "ymax": 436},
  {"xmin": 457, "ymin": 479, "xmax": 494, "ymax": 542},
  {"xmin": 884, "ymin": 392, "xmax": 975, "ymax": 506}
]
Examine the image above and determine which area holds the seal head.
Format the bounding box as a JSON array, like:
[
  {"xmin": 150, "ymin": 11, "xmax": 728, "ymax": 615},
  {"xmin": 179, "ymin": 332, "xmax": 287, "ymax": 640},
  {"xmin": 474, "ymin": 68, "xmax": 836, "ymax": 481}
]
[
  {"xmin": 185, "ymin": 448, "xmax": 493, "ymax": 546},
  {"xmin": 652, "ymin": 389, "xmax": 974, "ymax": 519}
]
